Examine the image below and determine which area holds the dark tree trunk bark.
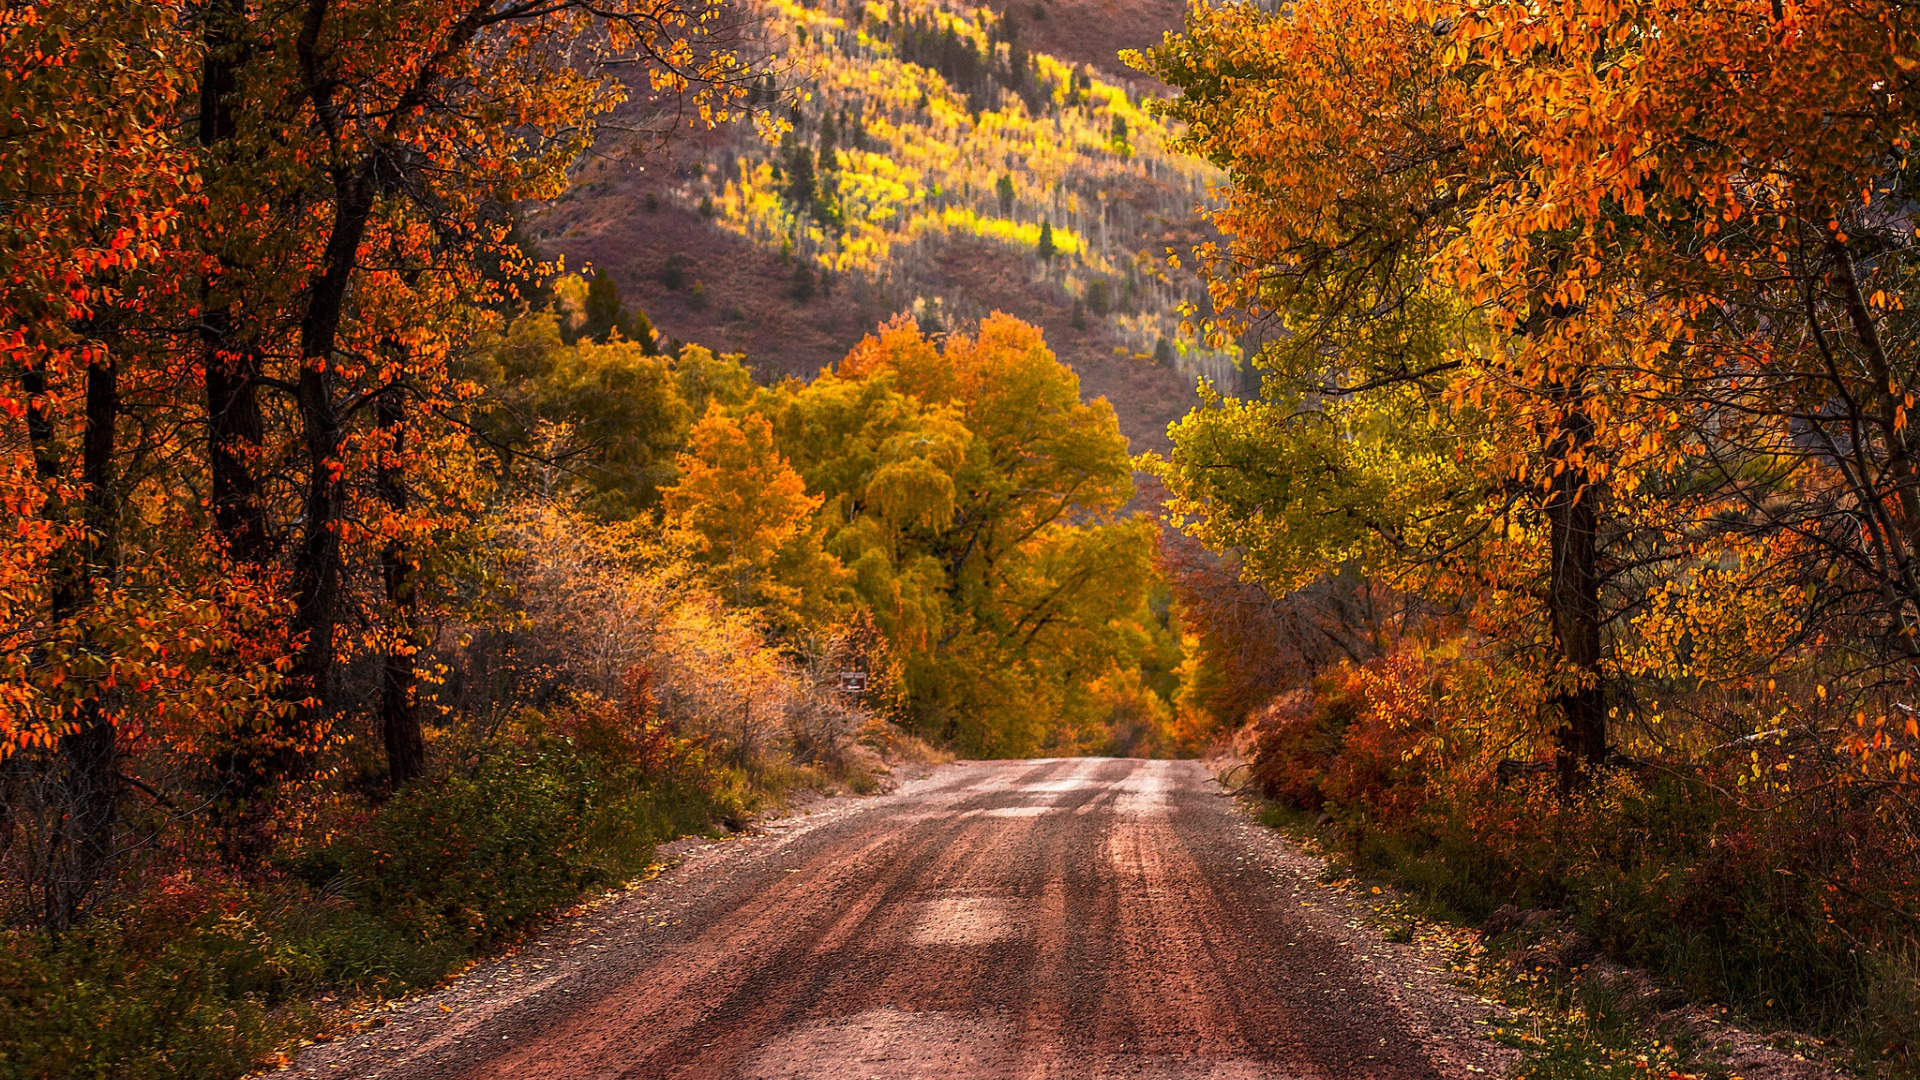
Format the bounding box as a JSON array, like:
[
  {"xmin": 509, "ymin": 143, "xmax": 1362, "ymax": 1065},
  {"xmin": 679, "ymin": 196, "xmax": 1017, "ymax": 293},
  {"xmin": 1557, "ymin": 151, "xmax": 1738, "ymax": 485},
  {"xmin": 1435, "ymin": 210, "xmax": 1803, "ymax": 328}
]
[
  {"xmin": 197, "ymin": 3, "xmax": 282, "ymax": 814},
  {"xmin": 377, "ymin": 385, "xmax": 423, "ymax": 787},
  {"xmin": 54, "ymin": 359, "xmax": 121, "ymax": 930},
  {"xmin": 1545, "ymin": 405, "xmax": 1607, "ymax": 792},
  {"xmin": 24, "ymin": 358, "xmax": 122, "ymax": 931},
  {"xmin": 280, "ymin": 166, "xmax": 376, "ymax": 771},
  {"xmin": 199, "ymin": 0, "xmax": 270, "ymax": 564},
  {"xmin": 205, "ymin": 327, "xmax": 269, "ymax": 563}
]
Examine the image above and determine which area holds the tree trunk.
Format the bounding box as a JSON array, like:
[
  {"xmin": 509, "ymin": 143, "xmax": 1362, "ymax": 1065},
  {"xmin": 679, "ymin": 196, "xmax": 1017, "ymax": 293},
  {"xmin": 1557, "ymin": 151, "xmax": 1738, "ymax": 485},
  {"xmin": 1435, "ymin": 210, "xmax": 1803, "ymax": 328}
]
[
  {"xmin": 281, "ymin": 166, "xmax": 377, "ymax": 773},
  {"xmin": 1545, "ymin": 404, "xmax": 1607, "ymax": 792},
  {"xmin": 199, "ymin": 0, "xmax": 265, "ymax": 564},
  {"xmin": 377, "ymin": 384, "xmax": 423, "ymax": 787},
  {"xmin": 27, "ymin": 358, "xmax": 122, "ymax": 932},
  {"xmin": 206, "ymin": 328, "xmax": 269, "ymax": 563}
]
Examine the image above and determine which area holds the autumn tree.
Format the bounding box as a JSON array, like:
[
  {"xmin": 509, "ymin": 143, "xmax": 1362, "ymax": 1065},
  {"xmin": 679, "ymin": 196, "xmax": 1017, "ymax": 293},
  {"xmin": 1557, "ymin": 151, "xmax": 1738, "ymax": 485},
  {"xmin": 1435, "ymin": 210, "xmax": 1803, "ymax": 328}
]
[
  {"xmin": 748, "ymin": 314, "xmax": 1160, "ymax": 753},
  {"xmin": 1449, "ymin": 0, "xmax": 1920, "ymax": 781},
  {"xmin": 474, "ymin": 305, "xmax": 701, "ymax": 519},
  {"xmin": 0, "ymin": 0, "xmax": 286, "ymax": 924},
  {"xmin": 663, "ymin": 409, "xmax": 835, "ymax": 620},
  {"xmin": 0, "ymin": 0, "xmax": 776, "ymax": 922},
  {"xmin": 180, "ymin": 0, "xmax": 770, "ymax": 792},
  {"xmin": 1141, "ymin": 0, "xmax": 1710, "ymax": 785},
  {"xmin": 1142, "ymin": 0, "xmax": 1920, "ymax": 791}
]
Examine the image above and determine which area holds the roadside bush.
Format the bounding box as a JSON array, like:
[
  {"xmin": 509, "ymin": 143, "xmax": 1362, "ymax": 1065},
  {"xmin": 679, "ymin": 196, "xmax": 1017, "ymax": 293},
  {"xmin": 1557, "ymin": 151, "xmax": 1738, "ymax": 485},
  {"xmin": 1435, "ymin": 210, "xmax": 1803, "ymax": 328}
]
[
  {"xmin": 317, "ymin": 745, "xmax": 606, "ymax": 949},
  {"xmin": 0, "ymin": 868, "xmax": 446, "ymax": 1080},
  {"xmin": 1249, "ymin": 650, "xmax": 1920, "ymax": 1071},
  {"xmin": 0, "ymin": 685, "xmax": 785, "ymax": 1080},
  {"xmin": 0, "ymin": 920, "xmax": 283, "ymax": 1080},
  {"xmin": 292, "ymin": 686, "xmax": 763, "ymax": 952}
]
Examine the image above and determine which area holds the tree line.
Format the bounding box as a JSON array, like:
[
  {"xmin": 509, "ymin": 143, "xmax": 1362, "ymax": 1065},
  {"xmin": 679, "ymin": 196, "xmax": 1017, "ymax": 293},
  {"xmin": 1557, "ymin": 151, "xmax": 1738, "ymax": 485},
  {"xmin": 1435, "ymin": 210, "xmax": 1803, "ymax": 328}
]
[
  {"xmin": 1141, "ymin": 0, "xmax": 1920, "ymax": 1058},
  {"xmin": 0, "ymin": 0, "xmax": 761, "ymax": 930}
]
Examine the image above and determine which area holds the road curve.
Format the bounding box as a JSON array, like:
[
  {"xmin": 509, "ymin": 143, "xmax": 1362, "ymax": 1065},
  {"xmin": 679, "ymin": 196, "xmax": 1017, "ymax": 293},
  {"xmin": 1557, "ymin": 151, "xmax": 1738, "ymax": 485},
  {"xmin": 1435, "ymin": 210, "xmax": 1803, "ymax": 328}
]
[{"xmin": 283, "ymin": 759, "xmax": 1512, "ymax": 1080}]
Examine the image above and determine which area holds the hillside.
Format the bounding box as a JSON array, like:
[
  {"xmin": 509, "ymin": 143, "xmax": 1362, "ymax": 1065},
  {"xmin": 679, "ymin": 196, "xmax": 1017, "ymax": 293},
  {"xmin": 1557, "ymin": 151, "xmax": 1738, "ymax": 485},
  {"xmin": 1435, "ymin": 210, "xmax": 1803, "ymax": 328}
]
[
  {"xmin": 522, "ymin": 0, "xmax": 1218, "ymax": 453},
  {"xmin": 974, "ymin": 0, "xmax": 1187, "ymax": 83}
]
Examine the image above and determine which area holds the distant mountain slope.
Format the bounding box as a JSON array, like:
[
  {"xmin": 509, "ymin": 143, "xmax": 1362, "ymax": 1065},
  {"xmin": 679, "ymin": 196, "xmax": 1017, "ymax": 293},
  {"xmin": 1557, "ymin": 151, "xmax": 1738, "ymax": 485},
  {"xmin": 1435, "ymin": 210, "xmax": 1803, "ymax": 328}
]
[
  {"xmin": 523, "ymin": 0, "xmax": 1215, "ymax": 454},
  {"xmin": 975, "ymin": 0, "xmax": 1187, "ymax": 83}
]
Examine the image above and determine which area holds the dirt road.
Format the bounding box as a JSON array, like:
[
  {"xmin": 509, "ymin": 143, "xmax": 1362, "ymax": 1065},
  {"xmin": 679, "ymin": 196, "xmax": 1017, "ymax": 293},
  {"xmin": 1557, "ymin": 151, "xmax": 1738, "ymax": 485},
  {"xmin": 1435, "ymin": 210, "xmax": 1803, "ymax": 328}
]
[{"xmin": 283, "ymin": 759, "xmax": 1515, "ymax": 1080}]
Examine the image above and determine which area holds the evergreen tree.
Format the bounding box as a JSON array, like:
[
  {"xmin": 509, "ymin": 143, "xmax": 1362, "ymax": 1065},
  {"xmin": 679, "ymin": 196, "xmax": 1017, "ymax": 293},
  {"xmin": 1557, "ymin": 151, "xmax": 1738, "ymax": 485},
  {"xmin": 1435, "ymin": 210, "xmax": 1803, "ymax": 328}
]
[
  {"xmin": 789, "ymin": 261, "xmax": 817, "ymax": 302},
  {"xmin": 996, "ymin": 174, "xmax": 1016, "ymax": 215},
  {"xmin": 1086, "ymin": 277, "xmax": 1111, "ymax": 316},
  {"xmin": 1037, "ymin": 219, "xmax": 1057, "ymax": 262},
  {"xmin": 783, "ymin": 145, "xmax": 819, "ymax": 218},
  {"xmin": 660, "ymin": 252, "xmax": 695, "ymax": 291},
  {"xmin": 584, "ymin": 269, "xmax": 623, "ymax": 342},
  {"xmin": 583, "ymin": 270, "xmax": 658, "ymax": 352},
  {"xmin": 818, "ymin": 112, "xmax": 841, "ymax": 172},
  {"xmin": 814, "ymin": 116, "xmax": 843, "ymax": 225}
]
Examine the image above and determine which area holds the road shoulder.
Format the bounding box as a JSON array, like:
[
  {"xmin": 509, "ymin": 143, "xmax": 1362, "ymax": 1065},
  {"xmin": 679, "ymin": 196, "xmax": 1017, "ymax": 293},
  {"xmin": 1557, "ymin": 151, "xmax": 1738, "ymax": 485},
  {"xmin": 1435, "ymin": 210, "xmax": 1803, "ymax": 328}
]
[{"xmin": 1213, "ymin": 767, "xmax": 1855, "ymax": 1080}]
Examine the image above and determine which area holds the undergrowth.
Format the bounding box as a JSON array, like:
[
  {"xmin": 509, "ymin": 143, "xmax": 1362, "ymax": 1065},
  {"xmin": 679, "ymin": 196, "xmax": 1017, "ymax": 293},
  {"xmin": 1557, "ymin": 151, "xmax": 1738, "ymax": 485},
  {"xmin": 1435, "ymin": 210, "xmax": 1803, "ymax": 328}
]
[
  {"xmin": 1483, "ymin": 968, "xmax": 1726, "ymax": 1080},
  {"xmin": 0, "ymin": 704, "xmax": 876, "ymax": 1080},
  {"xmin": 1255, "ymin": 799, "xmax": 1823, "ymax": 1080},
  {"xmin": 1241, "ymin": 654, "xmax": 1920, "ymax": 1079}
]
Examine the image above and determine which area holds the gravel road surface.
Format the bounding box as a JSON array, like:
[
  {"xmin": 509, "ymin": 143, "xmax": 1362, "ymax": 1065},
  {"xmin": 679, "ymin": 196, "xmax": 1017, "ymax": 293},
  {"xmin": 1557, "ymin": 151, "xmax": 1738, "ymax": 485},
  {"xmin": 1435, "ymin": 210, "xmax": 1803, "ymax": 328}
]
[{"xmin": 282, "ymin": 758, "xmax": 1515, "ymax": 1080}]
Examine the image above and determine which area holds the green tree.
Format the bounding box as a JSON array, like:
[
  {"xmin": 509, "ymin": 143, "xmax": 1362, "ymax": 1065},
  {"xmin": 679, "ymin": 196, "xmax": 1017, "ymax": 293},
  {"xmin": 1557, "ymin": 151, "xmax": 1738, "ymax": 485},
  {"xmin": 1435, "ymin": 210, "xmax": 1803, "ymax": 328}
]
[
  {"xmin": 1086, "ymin": 278, "xmax": 1111, "ymax": 316},
  {"xmin": 475, "ymin": 309, "xmax": 693, "ymax": 519},
  {"xmin": 789, "ymin": 262, "xmax": 817, "ymax": 302},
  {"xmin": 583, "ymin": 270, "xmax": 657, "ymax": 351},
  {"xmin": 782, "ymin": 144, "xmax": 815, "ymax": 208},
  {"xmin": 817, "ymin": 112, "xmax": 841, "ymax": 172}
]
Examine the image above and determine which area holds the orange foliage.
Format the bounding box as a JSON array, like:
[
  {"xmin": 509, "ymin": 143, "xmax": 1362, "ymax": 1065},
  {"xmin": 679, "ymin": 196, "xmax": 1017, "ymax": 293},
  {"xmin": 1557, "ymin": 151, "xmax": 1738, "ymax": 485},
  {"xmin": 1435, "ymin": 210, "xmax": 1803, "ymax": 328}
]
[{"xmin": 664, "ymin": 408, "xmax": 826, "ymax": 610}]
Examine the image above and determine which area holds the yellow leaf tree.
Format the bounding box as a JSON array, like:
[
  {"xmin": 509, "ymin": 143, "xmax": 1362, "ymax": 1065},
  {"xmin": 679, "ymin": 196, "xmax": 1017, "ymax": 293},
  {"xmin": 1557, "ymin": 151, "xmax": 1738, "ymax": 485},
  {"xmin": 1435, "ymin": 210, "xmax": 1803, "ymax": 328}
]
[{"xmin": 664, "ymin": 408, "xmax": 835, "ymax": 623}]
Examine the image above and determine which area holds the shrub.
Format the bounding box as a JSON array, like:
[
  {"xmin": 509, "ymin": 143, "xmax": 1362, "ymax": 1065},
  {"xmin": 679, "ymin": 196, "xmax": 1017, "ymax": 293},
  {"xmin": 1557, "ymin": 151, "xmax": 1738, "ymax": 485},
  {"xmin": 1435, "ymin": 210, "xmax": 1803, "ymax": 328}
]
[
  {"xmin": 1247, "ymin": 649, "xmax": 1920, "ymax": 1071},
  {"xmin": 0, "ymin": 688, "xmax": 775, "ymax": 1080},
  {"xmin": 788, "ymin": 262, "xmax": 815, "ymax": 302},
  {"xmin": 660, "ymin": 252, "xmax": 695, "ymax": 290},
  {"xmin": 0, "ymin": 920, "xmax": 286, "ymax": 1080}
]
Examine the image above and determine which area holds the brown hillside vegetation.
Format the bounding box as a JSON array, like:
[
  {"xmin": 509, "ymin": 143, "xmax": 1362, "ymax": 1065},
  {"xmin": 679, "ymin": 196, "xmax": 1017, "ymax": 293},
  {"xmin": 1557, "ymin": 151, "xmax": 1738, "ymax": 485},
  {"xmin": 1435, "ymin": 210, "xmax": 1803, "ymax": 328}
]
[{"xmin": 975, "ymin": 0, "xmax": 1187, "ymax": 82}]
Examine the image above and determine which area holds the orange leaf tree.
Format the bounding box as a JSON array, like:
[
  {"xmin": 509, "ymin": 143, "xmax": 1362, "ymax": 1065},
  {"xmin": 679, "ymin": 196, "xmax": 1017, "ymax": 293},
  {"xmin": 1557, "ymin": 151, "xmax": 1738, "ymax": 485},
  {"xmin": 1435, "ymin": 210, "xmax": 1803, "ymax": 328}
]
[
  {"xmin": 1142, "ymin": 0, "xmax": 1920, "ymax": 785},
  {"xmin": 184, "ymin": 0, "xmax": 772, "ymax": 788}
]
